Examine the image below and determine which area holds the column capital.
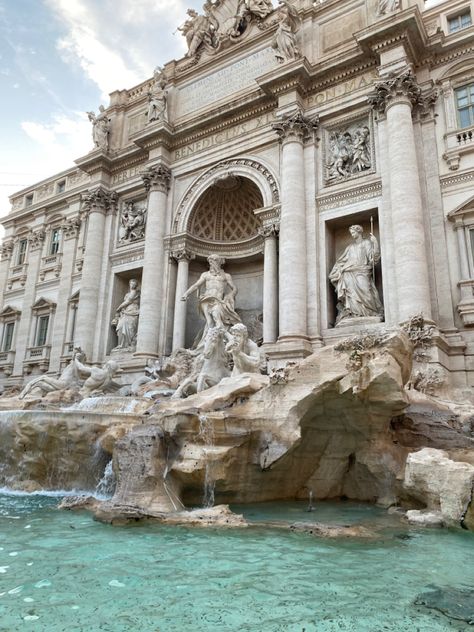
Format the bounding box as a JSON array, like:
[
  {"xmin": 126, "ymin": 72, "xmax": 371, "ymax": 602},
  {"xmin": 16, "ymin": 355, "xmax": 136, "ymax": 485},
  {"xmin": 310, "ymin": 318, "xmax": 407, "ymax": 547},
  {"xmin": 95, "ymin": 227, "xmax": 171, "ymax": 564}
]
[
  {"xmin": 142, "ymin": 164, "xmax": 171, "ymax": 193},
  {"xmin": 81, "ymin": 187, "xmax": 117, "ymax": 216},
  {"xmin": 368, "ymin": 70, "xmax": 423, "ymax": 114},
  {"xmin": 61, "ymin": 217, "xmax": 82, "ymax": 240},
  {"xmin": 259, "ymin": 223, "xmax": 280, "ymax": 239},
  {"xmin": 272, "ymin": 109, "xmax": 318, "ymax": 144},
  {"xmin": 170, "ymin": 247, "xmax": 195, "ymax": 263},
  {"xmin": 28, "ymin": 229, "xmax": 45, "ymax": 252}
]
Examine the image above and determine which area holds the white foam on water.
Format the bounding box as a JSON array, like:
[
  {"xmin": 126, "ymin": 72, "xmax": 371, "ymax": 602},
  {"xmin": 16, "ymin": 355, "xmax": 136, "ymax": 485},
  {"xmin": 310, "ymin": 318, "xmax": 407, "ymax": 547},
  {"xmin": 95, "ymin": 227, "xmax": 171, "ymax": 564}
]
[
  {"xmin": 108, "ymin": 580, "xmax": 125, "ymax": 588},
  {"xmin": 23, "ymin": 597, "xmax": 34, "ymax": 603},
  {"xmin": 0, "ymin": 566, "xmax": 9, "ymax": 573},
  {"xmin": 0, "ymin": 488, "xmax": 96, "ymax": 498},
  {"xmin": 8, "ymin": 586, "xmax": 23, "ymax": 594},
  {"xmin": 23, "ymin": 615, "xmax": 39, "ymax": 621},
  {"xmin": 34, "ymin": 580, "xmax": 51, "ymax": 588},
  {"xmin": 24, "ymin": 525, "xmax": 31, "ymax": 529},
  {"xmin": 26, "ymin": 563, "xmax": 34, "ymax": 566},
  {"xmin": 71, "ymin": 605, "xmax": 79, "ymax": 610},
  {"xmin": 9, "ymin": 552, "xmax": 18, "ymax": 556}
]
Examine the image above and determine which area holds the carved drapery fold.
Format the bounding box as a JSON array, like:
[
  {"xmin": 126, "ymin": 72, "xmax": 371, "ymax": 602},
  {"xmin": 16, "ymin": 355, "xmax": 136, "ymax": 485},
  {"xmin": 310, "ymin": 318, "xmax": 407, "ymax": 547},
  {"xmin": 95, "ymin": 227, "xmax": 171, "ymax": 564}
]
[{"xmin": 142, "ymin": 164, "xmax": 172, "ymax": 193}]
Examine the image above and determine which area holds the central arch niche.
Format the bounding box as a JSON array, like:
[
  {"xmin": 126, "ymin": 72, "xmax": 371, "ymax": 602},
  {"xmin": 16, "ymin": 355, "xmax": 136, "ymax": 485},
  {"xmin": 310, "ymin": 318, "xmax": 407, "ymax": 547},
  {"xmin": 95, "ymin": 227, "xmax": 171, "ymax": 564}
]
[
  {"xmin": 187, "ymin": 176, "xmax": 263, "ymax": 243},
  {"xmin": 183, "ymin": 175, "xmax": 265, "ymax": 348}
]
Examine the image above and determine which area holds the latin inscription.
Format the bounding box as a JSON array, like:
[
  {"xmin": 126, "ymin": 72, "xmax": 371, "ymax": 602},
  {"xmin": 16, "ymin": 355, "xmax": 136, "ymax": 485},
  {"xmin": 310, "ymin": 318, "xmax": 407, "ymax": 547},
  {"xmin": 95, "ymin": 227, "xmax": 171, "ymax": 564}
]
[
  {"xmin": 307, "ymin": 71, "xmax": 378, "ymax": 108},
  {"xmin": 174, "ymin": 112, "xmax": 275, "ymax": 160},
  {"xmin": 176, "ymin": 47, "xmax": 277, "ymax": 117}
]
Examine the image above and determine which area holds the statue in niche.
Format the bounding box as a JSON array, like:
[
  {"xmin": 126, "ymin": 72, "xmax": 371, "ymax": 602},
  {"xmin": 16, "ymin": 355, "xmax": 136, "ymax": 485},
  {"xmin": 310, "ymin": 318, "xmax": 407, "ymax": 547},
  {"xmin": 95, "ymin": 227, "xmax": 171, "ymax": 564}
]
[
  {"xmin": 329, "ymin": 225, "xmax": 383, "ymax": 326},
  {"xmin": 181, "ymin": 254, "xmax": 241, "ymax": 347},
  {"xmin": 179, "ymin": 5, "xmax": 219, "ymax": 57},
  {"xmin": 272, "ymin": 0, "xmax": 301, "ymax": 63},
  {"xmin": 18, "ymin": 348, "xmax": 86, "ymax": 399},
  {"xmin": 87, "ymin": 106, "xmax": 110, "ymax": 151},
  {"xmin": 118, "ymin": 202, "xmax": 147, "ymax": 243},
  {"xmin": 327, "ymin": 124, "xmax": 371, "ymax": 181},
  {"xmin": 225, "ymin": 323, "xmax": 263, "ymax": 376},
  {"xmin": 377, "ymin": 0, "xmax": 401, "ymax": 16},
  {"xmin": 147, "ymin": 67, "xmax": 168, "ymax": 124},
  {"xmin": 111, "ymin": 279, "xmax": 141, "ymax": 352}
]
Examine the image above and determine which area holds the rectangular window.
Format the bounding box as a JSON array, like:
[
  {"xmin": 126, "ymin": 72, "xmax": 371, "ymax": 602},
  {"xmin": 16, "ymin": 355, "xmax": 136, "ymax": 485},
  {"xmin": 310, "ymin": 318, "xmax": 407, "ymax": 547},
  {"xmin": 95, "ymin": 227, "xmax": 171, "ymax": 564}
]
[
  {"xmin": 2, "ymin": 322, "xmax": 14, "ymax": 352},
  {"xmin": 50, "ymin": 229, "xmax": 60, "ymax": 255},
  {"xmin": 448, "ymin": 10, "xmax": 472, "ymax": 33},
  {"xmin": 57, "ymin": 181, "xmax": 66, "ymax": 194},
  {"xmin": 17, "ymin": 239, "xmax": 28, "ymax": 265},
  {"xmin": 36, "ymin": 315, "xmax": 49, "ymax": 347},
  {"xmin": 456, "ymin": 83, "xmax": 474, "ymax": 128},
  {"xmin": 25, "ymin": 194, "xmax": 33, "ymax": 207}
]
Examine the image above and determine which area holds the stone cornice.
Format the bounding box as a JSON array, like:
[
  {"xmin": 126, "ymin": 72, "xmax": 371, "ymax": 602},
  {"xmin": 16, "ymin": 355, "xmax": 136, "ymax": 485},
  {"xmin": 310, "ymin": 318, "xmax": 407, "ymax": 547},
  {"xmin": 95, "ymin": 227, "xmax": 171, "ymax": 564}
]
[
  {"xmin": 257, "ymin": 57, "xmax": 313, "ymax": 98},
  {"xmin": 142, "ymin": 164, "xmax": 172, "ymax": 193},
  {"xmin": 354, "ymin": 7, "xmax": 429, "ymax": 66},
  {"xmin": 81, "ymin": 188, "xmax": 118, "ymax": 215},
  {"xmin": 75, "ymin": 150, "xmax": 115, "ymax": 177},
  {"xmin": 317, "ymin": 180, "xmax": 382, "ymax": 212},
  {"xmin": 166, "ymin": 232, "xmax": 263, "ymax": 260}
]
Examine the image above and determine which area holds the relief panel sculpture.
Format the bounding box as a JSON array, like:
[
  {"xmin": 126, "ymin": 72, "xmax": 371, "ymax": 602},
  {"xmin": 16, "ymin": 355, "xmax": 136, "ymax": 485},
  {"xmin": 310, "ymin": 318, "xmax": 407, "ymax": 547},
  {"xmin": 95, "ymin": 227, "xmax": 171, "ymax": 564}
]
[
  {"xmin": 325, "ymin": 118, "xmax": 373, "ymax": 184},
  {"xmin": 118, "ymin": 201, "xmax": 147, "ymax": 244}
]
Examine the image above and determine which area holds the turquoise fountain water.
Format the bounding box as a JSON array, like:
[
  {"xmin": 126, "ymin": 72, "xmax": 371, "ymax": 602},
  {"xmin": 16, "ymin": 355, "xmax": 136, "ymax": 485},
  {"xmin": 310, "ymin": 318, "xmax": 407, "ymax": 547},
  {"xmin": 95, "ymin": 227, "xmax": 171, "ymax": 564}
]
[{"xmin": 0, "ymin": 493, "xmax": 473, "ymax": 632}]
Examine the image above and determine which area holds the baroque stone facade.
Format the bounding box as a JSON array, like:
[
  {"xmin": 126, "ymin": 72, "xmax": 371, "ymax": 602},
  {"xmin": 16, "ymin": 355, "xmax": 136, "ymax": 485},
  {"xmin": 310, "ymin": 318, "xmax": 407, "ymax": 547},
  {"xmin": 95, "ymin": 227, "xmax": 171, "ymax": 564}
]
[{"xmin": 3, "ymin": 0, "xmax": 474, "ymax": 389}]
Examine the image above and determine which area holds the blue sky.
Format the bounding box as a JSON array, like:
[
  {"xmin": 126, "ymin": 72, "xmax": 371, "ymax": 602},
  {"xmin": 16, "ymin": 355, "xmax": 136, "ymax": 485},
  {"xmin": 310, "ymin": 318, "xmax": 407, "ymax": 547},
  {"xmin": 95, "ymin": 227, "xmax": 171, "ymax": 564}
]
[
  {"xmin": 0, "ymin": 0, "xmax": 203, "ymax": 220},
  {"xmin": 0, "ymin": 0, "xmax": 446, "ymax": 225}
]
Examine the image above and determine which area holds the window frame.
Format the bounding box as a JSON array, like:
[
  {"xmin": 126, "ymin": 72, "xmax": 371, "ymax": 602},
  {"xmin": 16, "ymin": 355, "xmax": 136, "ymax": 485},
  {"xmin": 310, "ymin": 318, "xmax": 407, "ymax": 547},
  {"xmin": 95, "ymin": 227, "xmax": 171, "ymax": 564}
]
[
  {"xmin": 50, "ymin": 228, "xmax": 61, "ymax": 255},
  {"xmin": 448, "ymin": 9, "xmax": 472, "ymax": 34},
  {"xmin": 2, "ymin": 321, "xmax": 15, "ymax": 352},
  {"xmin": 17, "ymin": 238, "xmax": 28, "ymax": 266},
  {"xmin": 35, "ymin": 314, "xmax": 50, "ymax": 347},
  {"xmin": 455, "ymin": 82, "xmax": 474, "ymax": 128}
]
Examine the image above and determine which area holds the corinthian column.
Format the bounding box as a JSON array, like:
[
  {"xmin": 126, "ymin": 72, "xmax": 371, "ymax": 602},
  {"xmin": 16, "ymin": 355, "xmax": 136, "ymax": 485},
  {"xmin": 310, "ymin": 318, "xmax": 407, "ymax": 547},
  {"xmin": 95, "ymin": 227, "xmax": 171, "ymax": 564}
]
[
  {"xmin": 171, "ymin": 248, "xmax": 195, "ymax": 351},
  {"xmin": 135, "ymin": 164, "xmax": 171, "ymax": 357},
  {"xmin": 75, "ymin": 188, "xmax": 116, "ymax": 359},
  {"xmin": 369, "ymin": 71, "xmax": 432, "ymax": 322},
  {"xmin": 272, "ymin": 111, "xmax": 316, "ymax": 345},
  {"xmin": 259, "ymin": 224, "xmax": 279, "ymax": 344}
]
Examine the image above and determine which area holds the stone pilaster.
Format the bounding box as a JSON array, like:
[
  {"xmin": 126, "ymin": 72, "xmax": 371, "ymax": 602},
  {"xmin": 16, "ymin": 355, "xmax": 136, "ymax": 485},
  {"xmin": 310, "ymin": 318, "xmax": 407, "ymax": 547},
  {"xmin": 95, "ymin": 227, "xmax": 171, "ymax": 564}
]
[
  {"xmin": 75, "ymin": 188, "xmax": 116, "ymax": 360},
  {"xmin": 0, "ymin": 240, "xmax": 14, "ymax": 312},
  {"xmin": 13, "ymin": 229, "xmax": 45, "ymax": 376},
  {"xmin": 259, "ymin": 224, "xmax": 279, "ymax": 344},
  {"xmin": 171, "ymin": 248, "xmax": 195, "ymax": 351},
  {"xmin": 135, "ymin": 164, "xmax": 171, "ymax": 358},
  {"xmin": 368, "ymin": 71, "xmax": 432, "ymax": 323},
  {"xmin": 272, "ymin": 110, "xmax": 316, "ymax": 348},
  {"xmin": 49, "ymin": 217, "xmax": 81, "ymax": 372}
]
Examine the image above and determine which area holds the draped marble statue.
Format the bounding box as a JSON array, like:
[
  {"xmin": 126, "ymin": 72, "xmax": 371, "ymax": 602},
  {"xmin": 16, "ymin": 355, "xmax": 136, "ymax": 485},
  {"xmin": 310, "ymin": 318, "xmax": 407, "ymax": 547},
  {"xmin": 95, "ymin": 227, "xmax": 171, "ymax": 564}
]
[
  {"xmin": 272, "ymin": 0, "xmax": 301, "ymax": 63},
  {"xmin": 181, "ymin": 254, "xmax": 241, "ymax": 347},
  {"xmin": 112, "ymin": 279, "xmax": 141, "ymax": 352},
  {"xmin": 329, "ymin": 225, "xmax": 383, "ymax": 325},
  {"xmin": 87, "ymin": 106, "xmax": 110, "ymax": 151},
  {"xmin": 147, "ymin": 67, "xmax": 168, "ymax": 124},
  {"xmin": 377, "ymin": 0, "xmax": 401, "ymax": 15}
]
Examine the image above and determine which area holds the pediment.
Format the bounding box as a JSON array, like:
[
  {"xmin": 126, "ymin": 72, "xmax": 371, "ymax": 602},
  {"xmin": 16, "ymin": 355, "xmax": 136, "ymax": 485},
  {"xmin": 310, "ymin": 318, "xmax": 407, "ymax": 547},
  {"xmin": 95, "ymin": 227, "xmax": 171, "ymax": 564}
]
[
  {"xmin": 0, "ymin": 305, "xmax": 21, "ymax": 320},
  {"xmin": 31, "ymin": 297, "xmax": 56, "ymax": 312},
  {"xmin": 448, "ymin": 195, "xmax": 474, "ymax": 221}
]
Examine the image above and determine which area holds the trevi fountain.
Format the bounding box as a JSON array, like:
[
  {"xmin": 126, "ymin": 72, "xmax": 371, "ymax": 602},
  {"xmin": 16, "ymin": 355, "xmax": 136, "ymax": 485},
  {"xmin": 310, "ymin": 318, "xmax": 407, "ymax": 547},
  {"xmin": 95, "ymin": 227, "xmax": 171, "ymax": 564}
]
[{"xmin": 1, "ymin": 0, "xmax": 474, "ymax": 630}]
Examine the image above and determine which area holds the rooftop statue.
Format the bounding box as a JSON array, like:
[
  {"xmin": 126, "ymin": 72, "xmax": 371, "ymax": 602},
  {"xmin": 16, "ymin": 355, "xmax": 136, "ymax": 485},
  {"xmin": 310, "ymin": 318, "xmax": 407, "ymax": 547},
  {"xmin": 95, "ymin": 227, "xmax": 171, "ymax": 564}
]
[
  {"xmin": 329, "ymin": 225, "xmax": 383, "ymax": 326},
  {"xmin": 147, "ymin": 66, "xmax": 168, "ymax": 124},
  {"xmin": 87, "ymin": 105, "xmax": 110, "ymax": 152},
  {"xmin": 272, "ymin": 0, "xmax": 301, "ymax": 63},
  {"xmin": 179, "ymin": 5, "xmax": 219, "ymax": 57},
  {"xmin": 377, "ymin": 0, "xmax": 401, "ymax": 16}
]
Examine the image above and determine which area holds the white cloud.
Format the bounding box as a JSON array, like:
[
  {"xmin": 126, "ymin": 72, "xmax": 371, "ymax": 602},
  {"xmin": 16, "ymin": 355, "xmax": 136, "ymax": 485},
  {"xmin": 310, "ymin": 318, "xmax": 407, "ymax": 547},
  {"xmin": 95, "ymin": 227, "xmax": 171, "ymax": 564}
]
[{"xmin": 44, "ymin": 0, "xmax": 194, "ymax": 100}]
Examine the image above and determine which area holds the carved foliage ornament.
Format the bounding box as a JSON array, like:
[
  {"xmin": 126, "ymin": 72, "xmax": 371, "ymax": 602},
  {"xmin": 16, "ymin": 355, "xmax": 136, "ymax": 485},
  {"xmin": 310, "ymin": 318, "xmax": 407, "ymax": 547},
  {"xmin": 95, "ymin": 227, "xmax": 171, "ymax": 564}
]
[
  {"xmin": 82, "ymin": 188, "xmax": 118, "ymax": 215},
  {"xmin": 1, "ymin": 241, "xmax": 14, "ymax": 261},
  {"xmin": 28, "ymin": 229, "xmax": 46, "ymax": 252},
  {"xmin": 272, "ymin": 110, "xmax": 319, "ymax": 143},
  {"xmin": 368, "ymin": 70, "xmax": 439, "ymax": 116},
  {"xmin": 61, "ymin": 218, "xmax": 81, "ymax": 241},
  {"xmin": 142, "ymin": 164, "xmax": 172, "ymax": 193},
  {"xmin": 171, "ymin": 248, "xmax": 195, "ymax": 263}
]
